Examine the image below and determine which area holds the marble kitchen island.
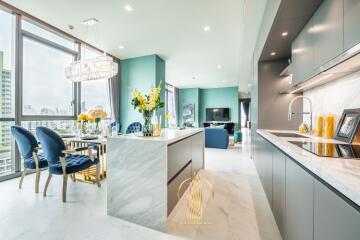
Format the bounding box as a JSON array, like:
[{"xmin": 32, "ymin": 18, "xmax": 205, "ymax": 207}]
[{"xmin": 107, "ymin": 128, "xmax": 204, "ymax": 231}]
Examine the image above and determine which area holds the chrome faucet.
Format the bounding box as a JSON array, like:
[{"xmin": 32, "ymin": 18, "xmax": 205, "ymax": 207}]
[{"xmin": 288, "ymin": 96, "xmax": 313, "ymax": 132}]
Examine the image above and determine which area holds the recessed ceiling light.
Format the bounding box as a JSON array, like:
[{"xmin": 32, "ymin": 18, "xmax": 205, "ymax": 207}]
[
  {"xmin": 124, "ymin": 5, "xmax": 133, "ymax": 12},
  {"xmin": 222, "ymin": 80, "xmax": 227, "ymax": 83},
  {"xmin": 203, "ymin": 26, "xmax": 211, "ymax": 32},
  {"xmin": 247, "ymin": 83, "xmax": 251, "ymax": 87},
  {"xmin": 118, "ymin": 45, "xmax": 125, "ymax": 49},
  {"xmin": 270, "ymin": 52, "xmax": 276, "ymax": 56},
  {"xmin": 81, "ymin": 18, "xmax": 98, "ymax": 26},
  {"xmin": 281, "ymin": 32, "xmax": 288, "ymax": 37},
  {"xmin": 217, "ymin": 64, "xmax": 222, "ymax": 69}
]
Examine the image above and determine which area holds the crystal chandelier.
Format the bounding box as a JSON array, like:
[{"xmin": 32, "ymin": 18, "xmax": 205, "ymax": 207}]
[
  {"xmin": 65, "ymin": 55, "xmax": 118, "ymax": 82},
  {"xmin": 65, "ymin": 18, "xmax": 118, "ymax": 82}
]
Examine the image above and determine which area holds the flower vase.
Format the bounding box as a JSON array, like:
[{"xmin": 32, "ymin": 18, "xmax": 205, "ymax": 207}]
[
  {"xmin": 81, "ymin": 121, "xmax": 88, "ymax": 135},
  {"xmin": 142, "ymin": 110, "xmax": 154, "ymax": 136},
  {"xmin": 94, "ymin": 118, "xmax": 102, "ymax": 135}
]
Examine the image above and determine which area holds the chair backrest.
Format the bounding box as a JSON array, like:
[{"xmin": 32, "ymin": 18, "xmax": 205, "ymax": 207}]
[
  {"xmin": 126, "ymin": 122, "xmax": 142, "ymax": 134},
  {"xmin": 11, "ymin": 125, "xmax": 39, "ymax": 159},
  {"xmin": 36, "ymin": 127, "xmax": 66, "ymax": 164}
]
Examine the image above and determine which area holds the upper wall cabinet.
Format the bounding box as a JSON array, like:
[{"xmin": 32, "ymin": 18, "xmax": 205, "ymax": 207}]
[
  {"xmin": 344, "ymin": 0, "xmax": 360, "ymax": 51},
  {"xmin": 312, "ymin": 0, "xmax": 343, "ymax": 69},
  {"xmin": 291, "ymin": 19, "xmax": 314, "ymax": 86}
]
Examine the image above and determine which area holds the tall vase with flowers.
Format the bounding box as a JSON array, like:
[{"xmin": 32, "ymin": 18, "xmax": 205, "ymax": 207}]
[
  {"xmin": 88, "ymin": 109, "xmax": 107, "ymax": 135},
  {"xmin": 131, "ymin": 84, "xmax": 164, "ymax": 136},
  {"xmin": 77, "ymin": 113, "xmax": 94, "ymax": 135}
]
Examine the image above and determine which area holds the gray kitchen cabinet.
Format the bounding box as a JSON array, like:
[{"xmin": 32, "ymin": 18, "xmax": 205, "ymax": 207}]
[
  {"xmin": 314, "ymin": 180, "xmax": 360, "ymax": 240},
  {"xmin": 291, "ymin": 19, "xmax": 314, "ymax": 85},
  {"xmin": 272, "ymin": 148, "xmax": 286, "ymax": 237},
  {"xmin": 312, "ymin": 0, "xmax": 343, "ymax": 68},
  {"xmin": 285, "ymin": 157, "xmax": 314, "ymax": 240},
  {"xmin": 344, "ymin": 0, "xmax": 360, "ymax": 51}
]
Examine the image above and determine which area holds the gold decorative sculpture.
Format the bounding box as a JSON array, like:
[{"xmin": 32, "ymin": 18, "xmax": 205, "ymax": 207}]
[{"xmin": 177, "ymin": 174, "xmax": 215, "ymax": 225}]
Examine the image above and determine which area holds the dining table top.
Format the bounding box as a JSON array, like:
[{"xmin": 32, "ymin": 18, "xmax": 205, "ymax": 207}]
[{"xmin": 62, "ymin": 135, "xmax": 108, "ymax": 144}]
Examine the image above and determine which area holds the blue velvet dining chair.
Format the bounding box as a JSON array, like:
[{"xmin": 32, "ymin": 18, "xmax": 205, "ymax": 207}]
[
  {"xmin": 11, "ymin": 125, "xmax": 48, "ymax": 193},
  {"xmin": 126, "ymin": 122, "xmax": 142, "ymax": 134},
  {"xmin": 36, "ymin": 127, "xmax": 100, "ymax": 202}
]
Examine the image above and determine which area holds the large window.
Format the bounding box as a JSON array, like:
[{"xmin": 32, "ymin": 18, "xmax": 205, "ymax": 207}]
[
  {"xmin": 22, "ymin": 37, "xmax": 75, "ymax": 116},
  {"xmin": 166, "ymin": 84, "xmax": 177, "ymax": 127},
  {"xmin": 0, "ymin": 8, "xmax": 15, "ymax": 177},
  {"xmin": 80, "ymin": 47, "xmax": 111, "ymax": 115}
]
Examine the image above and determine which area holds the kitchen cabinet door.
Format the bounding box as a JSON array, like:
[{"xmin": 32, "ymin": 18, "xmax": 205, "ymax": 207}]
[
  {"xmin": 344, "ymin": 0, "xmax": 360, "ymax": 51},
  {"xmin": 262, "ymin": 141, "xmax": 273, "ymax": 206},
  {"xmin": 191, "ymin": 132, "xmax": 204, "ymax": 176},
  {"xmin": 285, "ymin": 157, "xmax": 314, "ymax": 240},
  {"xmin": 312, "ymin": 0, "xmax": 343, "ymax": 68},
  {"xmin": 314, "ymin": 180, "xmax": 360, "ymax": 240},
  {"xmin": 291, "ymin": 19, "xmax": 314, "ymax": 86},
  {"xmin": 272, "ymin": 148, "xmax": 286, "ymax": 237}
]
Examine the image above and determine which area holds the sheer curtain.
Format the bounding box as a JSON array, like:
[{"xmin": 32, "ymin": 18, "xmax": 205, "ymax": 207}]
[{"xmin": 108, "ymin": 61, "xmax": 120, "ymax": 129}]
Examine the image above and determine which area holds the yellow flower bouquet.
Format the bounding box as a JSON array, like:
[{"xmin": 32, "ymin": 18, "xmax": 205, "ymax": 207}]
[
  {"xmin": 88, "ymin": 109, "xmax": 107, "ymax": 134},
  {"xmin": 77, "ymin": 113, "xmax": 94, "ymax": 134},
  {"xmin": 131, "ymin": 84, "xmax": 164, "ymax": 136}
]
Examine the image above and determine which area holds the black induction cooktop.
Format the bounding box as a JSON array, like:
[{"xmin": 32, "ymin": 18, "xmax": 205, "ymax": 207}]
[{"xmin": 289, "ymin": 141, "xmax": 360, "ymax": 159}]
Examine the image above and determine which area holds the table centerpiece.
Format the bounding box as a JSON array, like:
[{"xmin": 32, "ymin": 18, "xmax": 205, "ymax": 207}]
[
  {"xmin": 88, "ymin": 109, "xmax": 107, "ymax": 135},
  {"xmin": 131, "ymin": 84, "xmax": 164, "ymax": 136},
  {"xmin": 77, "ymin": 113, "xmax": 94, "ymax": 135}
]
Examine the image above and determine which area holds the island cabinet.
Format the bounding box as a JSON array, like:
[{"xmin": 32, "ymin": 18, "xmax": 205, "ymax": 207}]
[
  {"xmin": 272, "ymin": 149, "xmax": 286, "ymax": 237},
  {"xmin": 344, "ymin": 0, "xmax": 360, "ymax": 51},
  {"xmin": 285, "ymin": 158, "xmax": 314, "ymax": 240},
  {"xmin": 291, "ymin": 19, "xmax": 314, "ymax": 86},
  {"xmin": 314, "ymin": 180, "xmax": 360, "ymax": 240},
  {"xmin": 312, "ymin": 0, "xmax": 343, "ymax": 68}
]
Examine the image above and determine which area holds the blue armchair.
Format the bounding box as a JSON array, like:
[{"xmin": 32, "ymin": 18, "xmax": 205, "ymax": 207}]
[
  {"xmin": 205, "ymin": 128, "xmax": 229, "ymax": 149},
  {"xmin": 126, "ymin": 122, "xmax": 142, "ymax": 134},
  {"xmin": 36, "ymin": 127, "xmax": 100, "ymax": 202},
  {"xmin": 11, "ymin": 125, "xmax": 48, "ymax": 193}
]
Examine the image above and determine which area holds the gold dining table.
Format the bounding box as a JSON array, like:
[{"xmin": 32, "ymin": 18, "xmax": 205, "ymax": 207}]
[{"xmin": 62, "ymin": 136, "xmax": 107, "ymax": 184}]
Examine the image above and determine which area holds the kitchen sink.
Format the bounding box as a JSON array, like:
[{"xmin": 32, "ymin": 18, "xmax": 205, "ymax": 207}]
[{"xmin": 269, "ymin": 132, "xmax": 309, "ymax": 138}]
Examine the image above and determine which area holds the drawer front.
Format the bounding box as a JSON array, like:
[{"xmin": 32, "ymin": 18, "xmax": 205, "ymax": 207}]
[
  {"xmin": 167, "ymin": 162, "xmax": 192, "ymax": 216},
  {"xmin": 167, "ymin": 138, "xmax": 192, "ymax": 181}
]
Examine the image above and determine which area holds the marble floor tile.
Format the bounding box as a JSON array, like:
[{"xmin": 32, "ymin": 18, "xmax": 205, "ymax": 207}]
[{"xmin": 0, "ymin": 129, "xmax": 281, "ymax": 240}]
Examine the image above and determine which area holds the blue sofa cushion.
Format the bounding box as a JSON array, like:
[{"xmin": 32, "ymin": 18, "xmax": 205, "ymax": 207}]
[
  {"xmin": 49, "ymin": 154, "xmax": 99, "ymax": 175},
  {"xmin": 24, "ymin": 152, "xmax": 48, "ymax": 169},
  {"xmin": 205, "ymin": 128, "xmax": 229, "ymax": 149}
]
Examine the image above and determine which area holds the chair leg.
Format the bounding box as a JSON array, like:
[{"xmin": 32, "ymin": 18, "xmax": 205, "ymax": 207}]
[
  {"xmin": 62, "ymin": 174, "xmax": 68, "ymax": 203},
  {"xmin": 35, "ymin": 168, "xmax": 41, "ymax": 193},
  {"xmin": 70, "ymin": 173, "xmax": 76, "ymax": 182},
  {"xmin": 43, "ymin": 173, "xmax": 52, "ymax": 197},
  {"xmin": 96, "ymin": 163, "xmax": 101, "ymax": 188},
  {"xmin": 19, "ymin": 169, "xmax": 27, "ymax": 189}
]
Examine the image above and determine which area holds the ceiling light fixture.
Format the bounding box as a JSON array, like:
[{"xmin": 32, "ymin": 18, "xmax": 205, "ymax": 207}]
[
  {"xmin": 281, "ymin": 32, "xmax": 288, "ymax": 37},
  {"xmin": 118, "ymin": 45, "xmax": 125, "ymax": 49},
  {"xmin": 222, "ymin": 80, "xmax": 227, "ymax": 83},
  {"xmin": 204, "ymin": 26, "xmax": 211, "ymax": 32},
  {"xmin": 124, "ymin": 5, "xmax": 133, "ymax": 12},
  {"xmin": 65, "ymin": 20, "xmax": 118, "ymax": 82},
  {"xmin": 81, "ymin": 18, "xmax": 98, "ymax": 26},
  {"xmin": 217, "ymin": 64, "xmax": 222, "ymax": 69},
  {"xmin": 271, "ymin": 52, "xmax": 276, "ymax": 56}
]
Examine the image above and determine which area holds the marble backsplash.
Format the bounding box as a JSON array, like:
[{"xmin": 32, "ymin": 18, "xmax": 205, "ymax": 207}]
[{"xmin": 303, "ymin": 70, "xmax": 360, "ymax": 126}]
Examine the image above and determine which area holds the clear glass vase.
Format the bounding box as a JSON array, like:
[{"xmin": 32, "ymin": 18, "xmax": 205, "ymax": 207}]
[{"xmin": 143, "ymin": 110, "xmax": 154, "ymax": 136}]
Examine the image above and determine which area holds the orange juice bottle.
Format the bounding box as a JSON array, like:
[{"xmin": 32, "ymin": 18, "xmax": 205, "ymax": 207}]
[
  {"xmin": 323, "ymin": 114, "xmax": 335, "ymax": 139},
  {"xmin": 315, "ymin": 115, "xmax": 324, "ymax": 137}
]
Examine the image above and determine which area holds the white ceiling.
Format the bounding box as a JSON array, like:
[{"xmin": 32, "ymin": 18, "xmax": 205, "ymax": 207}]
[{"xmin": 4, "ymin": 0, "xmax": 267, "ymax": 92}]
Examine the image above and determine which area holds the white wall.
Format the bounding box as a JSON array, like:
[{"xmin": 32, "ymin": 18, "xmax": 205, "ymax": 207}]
[{"xmin": 303, "ymin": 70, "xmax": 360, "ymax": 126}]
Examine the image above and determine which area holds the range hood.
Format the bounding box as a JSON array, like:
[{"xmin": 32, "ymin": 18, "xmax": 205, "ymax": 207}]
[{"xmin": 281, "ymin": 43, "xmax": 360, "ymax": 94}]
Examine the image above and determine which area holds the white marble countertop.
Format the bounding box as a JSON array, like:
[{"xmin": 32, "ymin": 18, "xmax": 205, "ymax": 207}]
[
  {"xmin": 110, "ymin": 128, "xmax": 203, "ymax": 145},
  {"xmin": 257, "ymin": 129, "xmax": 360, "ymax": 207}
]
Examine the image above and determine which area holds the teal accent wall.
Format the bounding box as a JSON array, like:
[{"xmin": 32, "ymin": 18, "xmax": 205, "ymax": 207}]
[
  {"xmin": 199, "ymin": 87, "xmax": 239, "ymax": 128},
  {"xmin": 178, "ymin": 87, "xmax": 239, "ymax": 129},
  {"xmin": 120, "ymin": 54, "xmax": 165, "ymax": 132},
  {"xmin": 178, "ymin": 88, "xmax": 200, "ymax": 127}
]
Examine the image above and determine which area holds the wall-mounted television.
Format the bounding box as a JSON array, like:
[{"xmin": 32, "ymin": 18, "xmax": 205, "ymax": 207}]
[{"xmin": 206, "ymin": 108, "xmax": 230, "ymax": 122}]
